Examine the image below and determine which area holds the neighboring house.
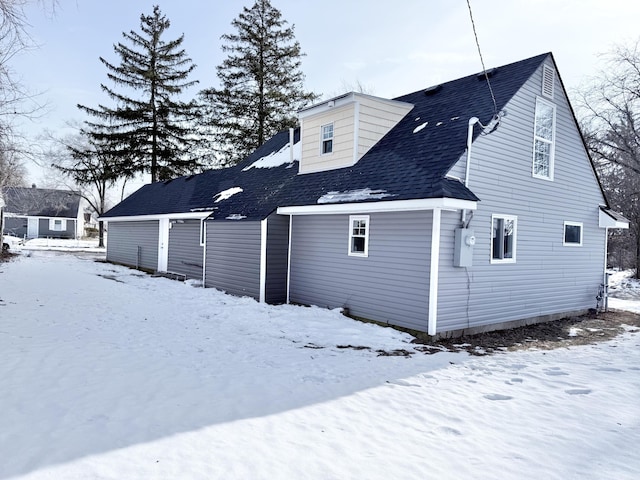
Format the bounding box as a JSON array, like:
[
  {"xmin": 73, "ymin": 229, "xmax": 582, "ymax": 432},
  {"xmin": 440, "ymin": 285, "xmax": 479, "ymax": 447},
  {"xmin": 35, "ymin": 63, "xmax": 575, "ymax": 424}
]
[
  {"xmin": 1, "ymin": 186, "xmax": 85, "ymax": 239},
  {"xmin": 101, "ymin": 52, "xmax": 628, "ymax": 336}
]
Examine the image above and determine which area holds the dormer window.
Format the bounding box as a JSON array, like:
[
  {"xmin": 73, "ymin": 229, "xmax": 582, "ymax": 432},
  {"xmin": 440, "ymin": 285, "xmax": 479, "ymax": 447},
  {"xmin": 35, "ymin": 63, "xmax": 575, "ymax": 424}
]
[{"xmin": 321, "ymin": 123, "xmax": 333, "ymax": 154}]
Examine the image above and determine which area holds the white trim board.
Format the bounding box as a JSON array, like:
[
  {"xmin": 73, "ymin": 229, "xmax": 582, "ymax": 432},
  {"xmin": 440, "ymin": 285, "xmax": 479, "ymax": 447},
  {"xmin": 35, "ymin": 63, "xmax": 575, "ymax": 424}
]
[
  {"xmin": 277, "ymin": 198, "xmax": 477, "ymax": 216},
  {"xmin": 100, "ymin": 212, "xmax": 212, "ymax": 223}
]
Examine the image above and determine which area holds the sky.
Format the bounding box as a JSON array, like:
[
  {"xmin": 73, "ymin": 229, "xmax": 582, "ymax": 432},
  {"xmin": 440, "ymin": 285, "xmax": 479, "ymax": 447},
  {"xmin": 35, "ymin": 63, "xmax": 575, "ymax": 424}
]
[{"xmin": 12, "ymin": 0, "xmax": 640, "ymax": 185}]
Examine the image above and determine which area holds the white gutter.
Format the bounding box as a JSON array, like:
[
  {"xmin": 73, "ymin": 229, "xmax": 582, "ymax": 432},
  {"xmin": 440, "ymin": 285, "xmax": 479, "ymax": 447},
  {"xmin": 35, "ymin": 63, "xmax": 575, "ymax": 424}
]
[
  {"xmin": 100, "ymin": 211, "xmax": 212, "ymax": 223},
  {"xmin": 278, "ymin": 197, "xmax": 476, "ymax": 216},
  {"xmin": 428, "ymin": 208, "xmax": 442, "ymax": 336}
]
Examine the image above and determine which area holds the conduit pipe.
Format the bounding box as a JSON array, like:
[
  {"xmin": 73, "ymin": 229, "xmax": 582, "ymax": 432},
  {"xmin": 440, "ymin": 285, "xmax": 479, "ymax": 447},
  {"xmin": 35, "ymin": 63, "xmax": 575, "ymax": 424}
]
[{"xmin": 462, "ymin": 117, "xmax": 479, "ymax": 226}]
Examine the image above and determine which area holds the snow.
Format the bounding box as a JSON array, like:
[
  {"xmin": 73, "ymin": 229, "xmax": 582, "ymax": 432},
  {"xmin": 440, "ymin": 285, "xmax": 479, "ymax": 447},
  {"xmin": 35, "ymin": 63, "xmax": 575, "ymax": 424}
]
[
  {"xmin": 413, "ymin": 121, "xmax": 428, "ymax": 133},
  {"xmin": 242, "ymin": 141, "xmax": 300, "ymax": 171},
  {"xmin": 317, "ymin": 188, "xmax": 393, "ymax": 204},
  {"xmin": 225, "ymin": 214, "xmax": 246, "ymax": 220},
  {"xmin": 213, "ymin": 186, "xmax": 243, "ymax": 203},
  {"xmin": 1, "ymin": 253, "xmax": 639, "ymax": 479}
]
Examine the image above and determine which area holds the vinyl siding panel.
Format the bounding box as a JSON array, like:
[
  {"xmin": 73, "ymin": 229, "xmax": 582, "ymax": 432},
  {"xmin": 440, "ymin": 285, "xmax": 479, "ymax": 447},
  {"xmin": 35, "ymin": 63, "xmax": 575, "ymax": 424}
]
[
  {"xmin": 289, "ymin": 211, "xmax": 431, "ymax": 331},
  {"xmin": 3, "ymin": 217, "xmax": 26, "ymax": 237},
  {"xmin": 437, "ymin": 58, "xmax": 606, "ymax": 333},
  {"xmin": 106, "ymin": 220, "xmax": 159, "ymax": 271},
  {"xmin": 300, "ymin": 103, "xmax": 356, "ymax": 173},
  {"xmin": 205, "ymin": 221, "xmax": 261, "ymax": 300},
  {"xmin": 265, "ymin": 214, "xmax": 289, "ymax": 304},
  {"xmin": 38, "ymin": 218, "xmax": 76, "ymax": 238},
  {"xmin": 167, "ymin": 219, "xmax": 203, "ymax": 280},
  {"xmin": 357, "ymin": 96, "xmax": 413, "ymax": 159}
]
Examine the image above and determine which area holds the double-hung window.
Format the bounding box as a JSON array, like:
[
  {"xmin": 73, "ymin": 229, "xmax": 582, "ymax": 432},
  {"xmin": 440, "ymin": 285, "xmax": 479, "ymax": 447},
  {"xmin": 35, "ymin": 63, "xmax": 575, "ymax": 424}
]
[
  {"xmin": 349, "ymin": 215, "xmax": 369, "ymax": 257},
  {"xmin": 491, "ymin": 214, "xmax": 517, "ymax": 263},
  {"xmin": 533, "ymin": 98, "xmax": 556, "ymax": 180},
  {"xmin": 563, "ymin": 221, "xmax": 583, "ymax": 246},
  {"xmin": 49, "ymin": 218, "xmax": 66, "ymax": 231},
  {"xmin": 321, "ymin": 123, "xmax": 334, "ymax": 154}
]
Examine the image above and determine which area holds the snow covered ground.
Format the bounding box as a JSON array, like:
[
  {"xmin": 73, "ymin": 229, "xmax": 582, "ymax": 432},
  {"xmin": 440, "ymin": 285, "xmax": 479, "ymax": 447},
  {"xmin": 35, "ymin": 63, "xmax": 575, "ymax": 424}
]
[{"xmin": 0, "ymin": 251, "xmax": 638, "ymax": 479}]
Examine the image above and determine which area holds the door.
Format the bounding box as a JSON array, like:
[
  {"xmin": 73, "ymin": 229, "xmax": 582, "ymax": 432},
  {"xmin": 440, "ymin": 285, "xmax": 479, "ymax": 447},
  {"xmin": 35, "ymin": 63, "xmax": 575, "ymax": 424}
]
[{"xmin": 27, "ymin": 218, "xmax": 38, "ymax": 238}]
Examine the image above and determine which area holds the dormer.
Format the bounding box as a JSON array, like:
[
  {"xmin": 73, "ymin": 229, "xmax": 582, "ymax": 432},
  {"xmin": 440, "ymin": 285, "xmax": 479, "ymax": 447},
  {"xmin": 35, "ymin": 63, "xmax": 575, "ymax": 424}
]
[{"xmin": 297, "ymin": 92, "xmax": 414, "ymax": 174}]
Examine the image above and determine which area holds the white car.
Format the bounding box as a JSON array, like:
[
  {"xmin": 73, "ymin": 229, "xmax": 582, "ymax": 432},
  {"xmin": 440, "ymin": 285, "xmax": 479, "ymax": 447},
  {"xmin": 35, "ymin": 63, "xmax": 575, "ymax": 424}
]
[{"xmin": 2, "ymin": 235, "xmax": 24, "ymax": 251}]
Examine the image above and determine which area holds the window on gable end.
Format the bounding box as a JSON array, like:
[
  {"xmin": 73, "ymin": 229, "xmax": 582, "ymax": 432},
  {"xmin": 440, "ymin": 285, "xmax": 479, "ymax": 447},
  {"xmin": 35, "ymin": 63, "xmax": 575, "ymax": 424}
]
[
  {"xmin": 348, "ymin": 215, "xmax": 369, "ymax": 257},
  {"xmin": 532, "ymin": 97, "xmax": 556, "ymax": 180},
  {"xmin": 491, "ymin": 214, "xmax": 517, "ymax": 263},
  {"xmin": 321, "ymin": 123, "xmax": 334, "ymax": 154}
]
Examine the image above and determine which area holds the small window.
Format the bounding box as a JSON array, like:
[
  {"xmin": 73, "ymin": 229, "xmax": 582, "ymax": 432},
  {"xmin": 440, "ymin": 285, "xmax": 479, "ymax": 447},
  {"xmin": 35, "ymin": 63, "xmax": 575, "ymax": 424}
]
[
  {"xmin": 533, "ymin": 97, "xmax": 556, "ymax": 180},
  {"xmin": 348, "ymin": 215, "xmax": 369, "ymax": 257},
  {"xmin": 563, "ymin": 222, "xmax": 583, "ymax": 246},
  {"xmin": 49, "ymin": 218, "xmax": 66, "ymax": 231},
  {"xmin": 321, "ymin": 123, "xmax": 334, "ymax": 154},
  {"xmin": 491, "ymin": 214, "xmax": 517, "ymax": 263}
]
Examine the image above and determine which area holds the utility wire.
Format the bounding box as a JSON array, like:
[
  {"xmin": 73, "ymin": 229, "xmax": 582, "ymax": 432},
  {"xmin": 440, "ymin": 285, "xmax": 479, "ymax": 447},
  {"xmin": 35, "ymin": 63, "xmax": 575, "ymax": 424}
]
[{"xmin": 466, "ymin": 0, "xmax": 498, "ymax": 117}]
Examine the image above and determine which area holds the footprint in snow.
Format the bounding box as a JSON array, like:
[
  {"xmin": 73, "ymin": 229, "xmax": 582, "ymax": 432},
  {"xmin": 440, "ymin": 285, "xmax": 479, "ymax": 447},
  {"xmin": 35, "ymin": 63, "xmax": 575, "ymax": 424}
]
[
  {"xmin": 484, "ymin": 394, "xmax": 513, "ymax": 401},
  {"xmin": 565, "ymin": 388, "xmax": 592, "ymax": 395},
  {"xmin": 596, "ymin": 367, "xmax": 623, "ymax": 372},
  {"xmin": 436, "ymin": 426, "xmax": 463, "ymax": 436},
  {"xmin": 505, "ymin": 378, "xmax": 524, "ymax": 385},
  {"xmin": 544, "ymin": 367, "xmax": 569, "ymax": 376}
]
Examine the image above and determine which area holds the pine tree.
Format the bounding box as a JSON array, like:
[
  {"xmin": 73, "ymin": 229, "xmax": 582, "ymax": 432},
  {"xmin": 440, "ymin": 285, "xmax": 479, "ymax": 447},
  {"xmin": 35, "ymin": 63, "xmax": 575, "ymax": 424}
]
[
  {"xmin": 78, "ymin": 5, "xmax": 200, "ymax": 183},
  {"xmin": 201, "ymin": 0, "xmax": 318, "ymax": 165}
]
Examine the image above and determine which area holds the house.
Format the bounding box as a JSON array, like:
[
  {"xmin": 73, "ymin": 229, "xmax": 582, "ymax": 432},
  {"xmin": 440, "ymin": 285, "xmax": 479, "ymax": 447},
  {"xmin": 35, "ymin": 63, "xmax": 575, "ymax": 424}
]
[
  {"xmin": 1, "ymin": 186, "xmax": 85, "ymax": 240},
  {"xmin": 101, "ymin": 52, "xmax": 628, "ymax": 336}
]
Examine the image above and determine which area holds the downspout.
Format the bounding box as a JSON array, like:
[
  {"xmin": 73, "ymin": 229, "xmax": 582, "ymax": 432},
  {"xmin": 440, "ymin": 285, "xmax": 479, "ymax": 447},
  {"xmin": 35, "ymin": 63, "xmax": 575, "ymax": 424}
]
[
  {"xmin": 286, "ymin": 215, "xmax": 293, "ymax": 304},
  {"xmin": 428, "ymin": 208, "xmax": 442, "ymax": 336},
  {"xmin": 461, "ymin": 117, "xmax": 479, "ymax": 226},
  {"xmin": 259, "ymin": 218, "xmax": 268, "ymax": 303},
  {"xmin": 201, "ymin": 219, "xmax": 207, "ymax": 287}
]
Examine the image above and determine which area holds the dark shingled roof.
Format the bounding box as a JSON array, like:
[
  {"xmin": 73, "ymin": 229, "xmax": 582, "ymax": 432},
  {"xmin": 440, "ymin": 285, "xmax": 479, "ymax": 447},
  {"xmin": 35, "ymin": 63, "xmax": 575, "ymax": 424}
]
[
  {"xmin": 102, "ymin": 53, "xmax": 550, "ymax": 221},
  {"xmin": 1, "ymin": 187, "xmax": 81, "ymax": 218}
]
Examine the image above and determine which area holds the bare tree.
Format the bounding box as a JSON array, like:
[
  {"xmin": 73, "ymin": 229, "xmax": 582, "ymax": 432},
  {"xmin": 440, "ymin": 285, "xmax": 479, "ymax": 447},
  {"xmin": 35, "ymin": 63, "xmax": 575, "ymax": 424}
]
[
  {"xmin": 50, "ymin": 132, "xmax": 119, "ymax": 247},
  {"xmin": 578, "ymin": 40, "xmax": 640, "ymax": 275}
]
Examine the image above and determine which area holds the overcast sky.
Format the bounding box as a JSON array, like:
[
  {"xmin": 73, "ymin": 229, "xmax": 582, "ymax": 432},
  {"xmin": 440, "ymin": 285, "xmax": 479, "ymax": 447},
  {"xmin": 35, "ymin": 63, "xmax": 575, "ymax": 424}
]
[{"xmin": 13, "ymin": 0, "xmax": 640, "ymax": 184}]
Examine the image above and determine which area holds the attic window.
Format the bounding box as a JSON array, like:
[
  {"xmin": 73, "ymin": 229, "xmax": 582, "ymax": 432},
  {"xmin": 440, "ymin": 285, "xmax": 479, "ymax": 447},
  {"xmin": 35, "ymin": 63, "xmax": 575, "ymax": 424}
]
[
  {"xmin": 321, "ymin": 123, "xmax": 333, "ymax": 155},
  {"xmin": 542, "ymin": 65, "xmax": 555, "ymax": 98}
]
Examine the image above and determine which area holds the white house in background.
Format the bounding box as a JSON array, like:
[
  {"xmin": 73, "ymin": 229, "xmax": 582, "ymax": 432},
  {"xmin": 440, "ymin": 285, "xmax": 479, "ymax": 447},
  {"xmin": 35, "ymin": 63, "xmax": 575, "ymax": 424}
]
[{"xmin": 101, "ymin": 53, "xmax": 628, "ymax": 337}]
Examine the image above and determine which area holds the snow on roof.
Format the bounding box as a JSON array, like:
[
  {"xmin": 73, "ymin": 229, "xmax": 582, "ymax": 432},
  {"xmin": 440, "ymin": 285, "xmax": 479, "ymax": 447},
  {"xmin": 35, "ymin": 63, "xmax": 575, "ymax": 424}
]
[
  {"xmin": 213, "ymin": 187, "xmax": 243, "ymax": 203},
  {"xmin": 225, "ymin": 214, "xmax": 247, "ymax": 220},
  {"xmin": 242, "ymin": 142, "xmax": 300, "ymax": 171},
  {"xmin": 413, "ymin": 122, "xmax": 428, "ymax": 133},
  {"xmin": 317, "ymin": 188, "xmax": 394, "ymax": 204}
]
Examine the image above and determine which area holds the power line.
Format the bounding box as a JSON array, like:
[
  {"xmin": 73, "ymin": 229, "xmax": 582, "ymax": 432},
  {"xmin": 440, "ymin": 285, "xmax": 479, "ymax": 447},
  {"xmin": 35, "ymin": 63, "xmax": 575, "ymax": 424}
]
[{"xmin": 466, "ymin": 0, "xmax": 498, "ymax": 117}]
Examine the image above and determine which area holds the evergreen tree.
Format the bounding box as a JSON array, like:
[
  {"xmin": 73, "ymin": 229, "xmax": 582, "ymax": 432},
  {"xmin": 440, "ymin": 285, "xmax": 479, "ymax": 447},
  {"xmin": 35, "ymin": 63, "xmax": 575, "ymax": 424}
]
[
  {"xmin": 201, "ymin": 0, "xmax": 318, "ymax": 165},
  {"xmin": 78, "ymin": 5, "xmax": 200, "ymax": 183}
]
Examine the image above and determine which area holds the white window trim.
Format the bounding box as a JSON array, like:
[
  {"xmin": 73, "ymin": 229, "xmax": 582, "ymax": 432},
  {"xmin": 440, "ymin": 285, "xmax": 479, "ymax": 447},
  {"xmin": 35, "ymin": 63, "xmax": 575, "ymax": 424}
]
[
  {"xmin": 532, "ymin": 97, "xmax": 556, "ymax": 181},
  {"xmin": 563, "ymin": 221, "xmax": 583, "ymax": 247},
  {"xmin": 49, "ymin": 218, "xmax": 67, "ymax": 231},
  {"xmin": 490, "ymin": 214, "xmax": 517, "ymax": 264},
  {"xmin": 320, "ymin": 123, "xmax": 334, "ymax": 156},
  {"xmin": 348, "ymin": 214, "xmax": 369, "ymax": 257}
]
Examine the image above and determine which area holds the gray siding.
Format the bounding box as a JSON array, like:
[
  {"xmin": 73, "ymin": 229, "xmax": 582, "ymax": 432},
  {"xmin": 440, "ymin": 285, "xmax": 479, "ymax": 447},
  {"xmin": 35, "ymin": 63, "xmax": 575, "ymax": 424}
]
[
  {"xmin": 3, "ymin": 217, "xmax": 26, "ymax": 237},
  {"xmin": 168, "ymin": 219, "xmax": 203, "ymax": 280},
  {"xmin": 437, "ymin": 57, "xmax": 607, "ymax": 333},
  {"xmin": 106, "ymin": 220, "xmax": 159, "ymax": 271},
  {"xmin": 205, "ymin": 221, "xmax": 261, "ymax": 299},
  {"xmin": 289, "ymin": 211, "xmax": 431, "ymax": 331},
  {"xmin": 38, "ymin": 218, "xmax": 76, "ymax": 238},
  {"xmin": 265, "ymin": 214, "xmax": 290, "ymax": 304}
]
